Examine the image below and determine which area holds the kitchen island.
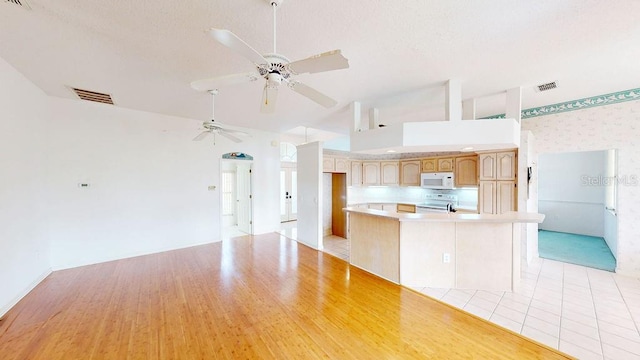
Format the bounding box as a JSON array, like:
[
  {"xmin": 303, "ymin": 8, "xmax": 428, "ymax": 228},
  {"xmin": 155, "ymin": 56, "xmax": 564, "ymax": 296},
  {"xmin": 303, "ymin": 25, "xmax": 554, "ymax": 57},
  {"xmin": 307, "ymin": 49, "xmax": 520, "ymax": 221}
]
[{"xmin": 344, "ymin": 207, "xmax": 544, "ymax": 291}]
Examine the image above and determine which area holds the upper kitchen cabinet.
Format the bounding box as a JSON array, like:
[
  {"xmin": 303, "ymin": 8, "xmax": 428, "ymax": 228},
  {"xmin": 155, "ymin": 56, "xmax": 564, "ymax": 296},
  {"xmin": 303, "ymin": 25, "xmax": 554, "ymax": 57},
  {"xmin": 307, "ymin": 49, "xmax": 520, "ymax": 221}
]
[
  {"xmin": 496, "ymin": 151, "xmax": 516, "ymax": 180},
  {"xmin": 479, "ymin": 153, "xmax": 496, "ymax": 180},
  {"xmin": 349, "ymin": 161, "xmax": 363, "ymax": 186},
  {"xmin": 323, "ymin": 156, "xmax": 336, "ymax": 172},
  {"xmin": 437, "ymin": 157, "xmax": 455, "ymax": 172},
  {"xmin": 380, "ymin": 161, "xmax": 399, "ymax": 186},
  {"xmin": 362, "ymin": 161, "xmax": 380, "ymax": 186},
  {"xmin": 399, "ymin": 160, "xmax": 421, "ymax": 186},
  {"xmin": 422, "ymin": 157, "xmax": 454, "ymax": 173},
  {"xmin": 334, "ymin": 158, "xmax": 349, "ymax": 173},
  {"xmin": 323, "ymin": 156, "xmax": 349, "ymax": 173},
  {"xmin": 479, "ymin": 151, "xmax": 516, "ymax": 180},
  {"xmin": 421, "ymin": 158, "xmax": 437, "ymax": 172},
  {"xmin": 454, "ymin": 155, "xmax": 478, "ymax": 187}
]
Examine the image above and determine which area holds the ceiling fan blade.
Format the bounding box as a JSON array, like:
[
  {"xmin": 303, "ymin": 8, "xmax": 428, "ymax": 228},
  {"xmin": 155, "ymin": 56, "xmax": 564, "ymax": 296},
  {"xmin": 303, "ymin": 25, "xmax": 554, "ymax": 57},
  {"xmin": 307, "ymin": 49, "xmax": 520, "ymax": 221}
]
[
  {"xmin": 209, "ymin": 28, "xmax": 267, "ymax": 65},
  {"xmin": 288, "ymin": 50, "xmax": 349, "ymax": 75},
  {"xmin": 191, "ymin": 73, "xmax": 259, "ymax": 92},
  {"xmin": 193, "ymin": 131, "xmax": 211, "ymax": 141},
  {"xmin": 261, "ymin": 85, "xmax": 278, "ymax": 113},
  {"xmin": 219, "ymin": 132, "xmax": 243, "ymax": 143},
  {"xmin": 289, "ymin": 81, "xmax": 338, "ymax": 108}
]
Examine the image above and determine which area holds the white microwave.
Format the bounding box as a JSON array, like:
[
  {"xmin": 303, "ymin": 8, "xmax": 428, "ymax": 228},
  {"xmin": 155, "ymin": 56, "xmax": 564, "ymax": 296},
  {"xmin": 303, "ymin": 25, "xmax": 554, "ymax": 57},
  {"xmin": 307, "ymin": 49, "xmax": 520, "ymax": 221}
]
[{"xmin": 421, "ymin": 172, "xmax": 455, "ymax": 189}]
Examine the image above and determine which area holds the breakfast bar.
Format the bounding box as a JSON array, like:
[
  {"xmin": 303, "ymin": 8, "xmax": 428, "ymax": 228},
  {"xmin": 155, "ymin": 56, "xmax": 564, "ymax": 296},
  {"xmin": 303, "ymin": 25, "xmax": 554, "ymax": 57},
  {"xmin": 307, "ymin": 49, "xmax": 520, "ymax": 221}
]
[{"xmin": 344, "ymin": 207, "xmax": 544, "ymax": 292}]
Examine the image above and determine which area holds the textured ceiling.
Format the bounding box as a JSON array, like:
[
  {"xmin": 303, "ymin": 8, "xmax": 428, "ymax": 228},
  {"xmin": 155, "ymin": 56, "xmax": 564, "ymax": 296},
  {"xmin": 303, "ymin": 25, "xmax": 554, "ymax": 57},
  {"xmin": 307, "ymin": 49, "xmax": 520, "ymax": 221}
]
[{"xmin": 1, "ymin": 0, "xmax": 639, "ymax": 139}]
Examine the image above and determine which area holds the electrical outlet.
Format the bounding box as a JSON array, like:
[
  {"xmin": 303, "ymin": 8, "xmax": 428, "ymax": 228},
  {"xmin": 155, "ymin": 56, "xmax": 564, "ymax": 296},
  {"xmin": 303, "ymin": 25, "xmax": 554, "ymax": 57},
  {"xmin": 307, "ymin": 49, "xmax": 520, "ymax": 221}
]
[
  {"xmin": 208, "ymin": 185, "xmax": 216, "ymax": 191},
  {"xmin": 443, "ymin": 253, "xmax": 451, "ymax": 263}
]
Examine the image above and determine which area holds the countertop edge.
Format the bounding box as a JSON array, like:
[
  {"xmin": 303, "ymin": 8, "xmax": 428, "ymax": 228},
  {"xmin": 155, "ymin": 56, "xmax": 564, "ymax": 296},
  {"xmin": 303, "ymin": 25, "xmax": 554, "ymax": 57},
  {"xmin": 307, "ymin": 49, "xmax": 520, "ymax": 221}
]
[{"xmin": 343, "ymin": 207, "xmax": 545, "ymax": 223}]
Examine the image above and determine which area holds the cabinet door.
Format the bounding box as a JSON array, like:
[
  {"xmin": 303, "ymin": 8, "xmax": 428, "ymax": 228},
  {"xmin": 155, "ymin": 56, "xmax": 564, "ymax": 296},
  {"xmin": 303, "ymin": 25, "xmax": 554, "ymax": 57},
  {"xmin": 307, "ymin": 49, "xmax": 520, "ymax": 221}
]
[
  {"xmin": 496, "ymin": 151, "xmax": 516, "ymax": 180},
  {"xmin": 454, "ymin": 156, "xmax": 478, "ymax": 187},
  {"xmin": 400, "ymin": 160, "xmax": 421, "ymax": 186},
  {"xmin": 478, "ymin": 181, "xmax": 496, "ymax": 214},
  {"xmin": 382, "ymin": 203, "xmax": 397, "ymax": 212},
  {"xmin": 479, "ymin": 153, "xmax": 497, "ymax": 180},
  {"xmin": 362, "ymin": 162, "xmax": 380, "ymax": 185},
  {"xmin": 496, "ymin": 181, "xmax": 517, "ymax": 214},
  {"xmin": 421, "ymin": 158, "xmax": 437, "ymax": 172},
  {"xmin": 437, "ymin": 157, "xmax": 455, "ymax": 172},
  {"xmin": 322, "ymin": 156, "xmax": 335, "ymax": 172},
  {"xmin": 380, "ymin": 161, "xmax": 399, "ymax": 185},
  {"xmin": 334, "ymin": 158, "xmax": 349, "ymax": 173},
  {"xmin": 349, "ymin": 161, "xmax": 363, "ymax": 186}
]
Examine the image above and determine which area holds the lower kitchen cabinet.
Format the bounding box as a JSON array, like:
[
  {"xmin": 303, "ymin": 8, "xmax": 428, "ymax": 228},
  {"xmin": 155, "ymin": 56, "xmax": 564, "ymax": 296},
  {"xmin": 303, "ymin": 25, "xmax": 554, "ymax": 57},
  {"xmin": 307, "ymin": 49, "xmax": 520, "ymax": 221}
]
[
  {"xmin": 479, "ymin": 181, "xmax": 496, "ymax": 214},
  {"xmin": 479, "ymin": 180, "xmax": 516, "ymax": 214},
  {"xmin": 496, "ymin": 181, "xmax": 516, "ymax": 214}
]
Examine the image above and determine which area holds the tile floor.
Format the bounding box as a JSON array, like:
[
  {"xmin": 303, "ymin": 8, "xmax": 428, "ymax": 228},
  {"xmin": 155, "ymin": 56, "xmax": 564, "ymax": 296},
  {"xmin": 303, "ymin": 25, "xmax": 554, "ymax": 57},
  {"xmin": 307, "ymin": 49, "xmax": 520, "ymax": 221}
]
[
  {"xmin": 322, "ymin": 235, "xmax": 350, "ymax": 261},
  {"xmin": 416, "ymin": 258, "xmax": 640, "ymax": 360},
  {"xmin": 279, "ymin": 222, "xmax": 640, "ymax": 359}
]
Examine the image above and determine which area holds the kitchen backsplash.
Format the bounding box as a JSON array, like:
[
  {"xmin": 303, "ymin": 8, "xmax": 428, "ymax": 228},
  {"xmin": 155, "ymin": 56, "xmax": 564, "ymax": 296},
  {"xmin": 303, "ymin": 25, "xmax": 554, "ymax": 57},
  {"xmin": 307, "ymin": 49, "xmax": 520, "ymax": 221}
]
[{"xmin": 347, "ymin": 186, "xmax": 478, "ymax": 208}]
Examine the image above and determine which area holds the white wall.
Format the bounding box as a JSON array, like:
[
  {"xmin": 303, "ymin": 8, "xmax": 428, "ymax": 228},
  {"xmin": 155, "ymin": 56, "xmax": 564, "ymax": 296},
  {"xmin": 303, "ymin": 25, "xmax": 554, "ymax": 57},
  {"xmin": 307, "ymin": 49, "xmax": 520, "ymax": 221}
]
[
  {"xmin": 322, "ymin": 173, "xmax": 332, "ymax": 236},
  {"xmin": 604, "ymin": 210, "xmax": 618, "ymax": 259},
  {"xmin": 296, "ymin": 142, "xmax": 322, "ymax": 250},
  {"xmin": 0, "ymin": 57, "xmax": 51, "ymax": 316},
  {"xmin": 45, "ymin": 97, "xmax": 281, "ymax": 269},
  {"xmin": 518, "ymin": 131, "xmax": 539, "ymax": 265},
  {"xmin": 522, "ymin": 101, "xmax": 640, "ymax": 277},
  {"xmin": 538, "ymin": 150, "xmax": 606, "ymax": 237},
  {"xmin": 0, "ymin": 55, "xmax": 282, "ymax": 316}
]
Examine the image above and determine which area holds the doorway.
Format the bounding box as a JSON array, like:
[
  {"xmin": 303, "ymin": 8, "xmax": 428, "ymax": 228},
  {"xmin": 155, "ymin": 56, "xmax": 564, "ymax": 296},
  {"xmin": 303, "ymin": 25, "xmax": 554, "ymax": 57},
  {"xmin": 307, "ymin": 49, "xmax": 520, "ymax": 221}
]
[
  {"xmin": 280, "ymin": 162, "xmax": 297, "ymax": 222},
  {"xmin": 221, "ymin": 159, "xmax": 253, "ymax": 239},
  {"xmin": 537, "ymin": 149, "xmax": 617, "ymax": 271}
]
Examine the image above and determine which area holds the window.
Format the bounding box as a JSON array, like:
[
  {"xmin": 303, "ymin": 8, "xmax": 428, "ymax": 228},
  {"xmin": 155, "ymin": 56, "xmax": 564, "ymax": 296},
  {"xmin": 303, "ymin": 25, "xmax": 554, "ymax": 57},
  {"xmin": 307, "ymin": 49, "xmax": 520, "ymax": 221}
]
[
  {"xmin": 280, "ymin": 142, "xmax": 297, "ymax": 162},
  {"xmin": 221, "ymin": 171, "xmax": 235, "ymax": 216}
]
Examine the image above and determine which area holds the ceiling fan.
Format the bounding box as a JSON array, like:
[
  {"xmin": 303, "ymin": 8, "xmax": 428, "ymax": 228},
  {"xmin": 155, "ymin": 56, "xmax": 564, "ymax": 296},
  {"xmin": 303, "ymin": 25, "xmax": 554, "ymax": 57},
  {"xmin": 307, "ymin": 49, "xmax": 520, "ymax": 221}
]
[
  {"xmin": 193, "ymin": 90, "xmax": 249, "ymax": 144},
  {"xmin": 190, "ymin": 0, "xmax": 349, "ymax": 113}
]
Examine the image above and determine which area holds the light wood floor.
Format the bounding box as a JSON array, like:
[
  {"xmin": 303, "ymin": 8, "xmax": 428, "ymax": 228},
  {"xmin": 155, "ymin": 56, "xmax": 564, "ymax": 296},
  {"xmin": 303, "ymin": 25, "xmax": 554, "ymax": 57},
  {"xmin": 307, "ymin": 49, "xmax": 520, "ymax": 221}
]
[{"xmin": 0, "ymin": 233, "xmax": 572, "ymax": 359}]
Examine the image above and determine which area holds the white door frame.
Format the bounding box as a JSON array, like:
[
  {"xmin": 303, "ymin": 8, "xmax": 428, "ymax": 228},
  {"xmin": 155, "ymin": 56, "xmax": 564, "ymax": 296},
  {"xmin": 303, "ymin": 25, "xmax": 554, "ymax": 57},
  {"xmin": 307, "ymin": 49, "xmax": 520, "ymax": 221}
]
[{"xmin": 220, "ymin": 159, "xmax": 253, "ymax": 237}]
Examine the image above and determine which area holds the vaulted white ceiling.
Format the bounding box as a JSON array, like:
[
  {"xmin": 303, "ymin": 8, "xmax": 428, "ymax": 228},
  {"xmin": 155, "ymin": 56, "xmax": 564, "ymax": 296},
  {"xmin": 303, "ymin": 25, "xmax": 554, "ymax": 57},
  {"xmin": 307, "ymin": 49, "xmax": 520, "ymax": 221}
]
[{"xmin": 1, "ymin": 0, "xmax": 639, "ymax": 140}]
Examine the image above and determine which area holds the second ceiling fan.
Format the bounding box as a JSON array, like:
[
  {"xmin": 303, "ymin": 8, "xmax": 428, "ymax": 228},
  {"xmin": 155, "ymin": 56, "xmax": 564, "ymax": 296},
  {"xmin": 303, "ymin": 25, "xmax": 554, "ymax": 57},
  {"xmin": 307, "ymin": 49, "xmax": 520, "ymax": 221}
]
[{"xmin": 191, "ymin": 0, "xmax": 349, "ymax": 113}]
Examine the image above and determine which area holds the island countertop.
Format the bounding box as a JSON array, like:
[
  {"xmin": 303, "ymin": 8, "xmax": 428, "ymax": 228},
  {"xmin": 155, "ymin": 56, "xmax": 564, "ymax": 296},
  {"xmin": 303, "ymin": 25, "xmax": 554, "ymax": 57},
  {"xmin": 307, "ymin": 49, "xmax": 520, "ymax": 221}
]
[{"xmin": 344, "ymin": 207, "xmax": 544, "ymax": 223}]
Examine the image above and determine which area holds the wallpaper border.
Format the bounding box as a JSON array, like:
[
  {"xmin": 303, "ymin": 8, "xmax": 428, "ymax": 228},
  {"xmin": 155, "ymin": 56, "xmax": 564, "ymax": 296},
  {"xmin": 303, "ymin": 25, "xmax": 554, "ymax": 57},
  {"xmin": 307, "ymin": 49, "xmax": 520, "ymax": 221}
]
[{"xmin": 483, "ymin": 87, "xmax": 640, "ymax": 120}]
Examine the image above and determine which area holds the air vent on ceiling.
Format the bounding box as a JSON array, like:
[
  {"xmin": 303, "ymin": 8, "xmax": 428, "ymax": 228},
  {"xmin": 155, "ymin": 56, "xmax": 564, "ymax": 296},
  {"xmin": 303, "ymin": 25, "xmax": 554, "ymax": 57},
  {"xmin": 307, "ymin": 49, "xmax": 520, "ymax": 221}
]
[
  {"xmin": 4, "ymin": 0, "xmax": 31, "ymax": 9},
  {"xmin": 71, "ymin": 88, "xmax": 115, "ymax": 105},
  {"xmin": 535, "ymin": 81, "xmax": 558, "ymax": 92}
]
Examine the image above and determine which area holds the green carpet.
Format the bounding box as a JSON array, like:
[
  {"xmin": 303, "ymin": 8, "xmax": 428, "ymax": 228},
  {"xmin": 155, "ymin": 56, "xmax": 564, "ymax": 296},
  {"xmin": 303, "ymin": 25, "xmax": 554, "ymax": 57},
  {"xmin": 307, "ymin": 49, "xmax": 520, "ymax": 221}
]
[{"xmin": 538, "ymin": 230, "xmax": 616, "ymax": 272}]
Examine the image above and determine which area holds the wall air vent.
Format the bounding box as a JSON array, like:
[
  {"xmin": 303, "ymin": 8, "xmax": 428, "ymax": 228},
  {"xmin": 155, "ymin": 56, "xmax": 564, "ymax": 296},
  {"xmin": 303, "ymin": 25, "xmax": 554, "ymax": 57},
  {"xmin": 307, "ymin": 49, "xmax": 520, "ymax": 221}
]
[
  {"xmin": 4, "ymin": 0, "xmax": 31, "ymax": 9},
  {"xmin": 71, "ymin": 88, "xmax": 115, "ymax": 105},
  {"xmin": 535, "ymin": 81, "xmax": 558, "ymax": 92}
]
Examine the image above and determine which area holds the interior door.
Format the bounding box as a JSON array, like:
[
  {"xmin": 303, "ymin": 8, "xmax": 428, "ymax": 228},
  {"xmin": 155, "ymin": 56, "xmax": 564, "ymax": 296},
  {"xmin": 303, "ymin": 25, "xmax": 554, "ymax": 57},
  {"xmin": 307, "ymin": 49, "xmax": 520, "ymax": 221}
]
[
  {"xmin": 236, "ymin": 163, "xmax": 253, "ymax": 234},
  {"xmin": 280, "ymin": 162, "xmax": 297, "ymax": 222}
]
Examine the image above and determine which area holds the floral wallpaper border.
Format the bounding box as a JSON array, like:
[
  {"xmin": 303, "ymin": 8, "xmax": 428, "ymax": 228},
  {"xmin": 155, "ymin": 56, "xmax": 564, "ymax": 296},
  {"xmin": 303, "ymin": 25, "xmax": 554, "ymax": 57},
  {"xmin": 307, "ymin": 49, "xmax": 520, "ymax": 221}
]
[{"xmin": 483, "ymin": 87, "xmax": 640, "ymax": 120}]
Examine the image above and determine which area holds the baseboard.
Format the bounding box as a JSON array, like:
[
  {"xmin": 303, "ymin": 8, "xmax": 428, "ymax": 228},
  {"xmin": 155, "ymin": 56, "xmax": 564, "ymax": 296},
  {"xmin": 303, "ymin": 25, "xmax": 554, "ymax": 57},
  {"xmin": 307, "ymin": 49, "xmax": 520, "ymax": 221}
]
[{"xmin": 0, "ymin": 268, "xmax": 52, "ymax": 319}]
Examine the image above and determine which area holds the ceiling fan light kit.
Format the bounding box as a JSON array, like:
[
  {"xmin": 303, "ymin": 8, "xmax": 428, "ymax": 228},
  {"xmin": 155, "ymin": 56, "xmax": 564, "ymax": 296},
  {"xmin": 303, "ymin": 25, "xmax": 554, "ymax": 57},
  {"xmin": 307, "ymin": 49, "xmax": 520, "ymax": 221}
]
[{"xmin": 191, "ymin": 0, "xmax": 349, "ymax": 113}]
